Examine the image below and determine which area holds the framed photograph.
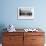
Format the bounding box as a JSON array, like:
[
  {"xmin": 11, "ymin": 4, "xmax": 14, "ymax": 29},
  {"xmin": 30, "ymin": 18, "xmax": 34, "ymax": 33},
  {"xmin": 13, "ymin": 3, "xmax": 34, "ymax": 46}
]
[{"xmin": 17, "ymin": 7, "xmax": 34, "ymax": 19}]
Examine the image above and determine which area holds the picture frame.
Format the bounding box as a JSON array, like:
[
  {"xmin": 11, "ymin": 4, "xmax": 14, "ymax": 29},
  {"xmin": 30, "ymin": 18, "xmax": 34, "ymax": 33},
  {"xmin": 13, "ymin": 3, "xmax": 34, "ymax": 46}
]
[{"xmin": 17, "ymin": 7, "xmax": 34, "ymax": 19}]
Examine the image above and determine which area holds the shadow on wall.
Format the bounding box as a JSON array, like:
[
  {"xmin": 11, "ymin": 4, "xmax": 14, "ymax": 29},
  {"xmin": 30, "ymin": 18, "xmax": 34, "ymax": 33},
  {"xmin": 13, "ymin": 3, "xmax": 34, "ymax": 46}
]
[{"xmin": 0, "ymin": 24, "xmax": 7, "ymax": 43}]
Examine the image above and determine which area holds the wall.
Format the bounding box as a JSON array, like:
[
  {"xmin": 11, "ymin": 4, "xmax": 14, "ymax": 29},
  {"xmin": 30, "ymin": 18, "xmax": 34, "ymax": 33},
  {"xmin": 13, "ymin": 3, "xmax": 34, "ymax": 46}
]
[{"xmin": 0, "ymin": 0, "xmax": 46, "ymax": 29}]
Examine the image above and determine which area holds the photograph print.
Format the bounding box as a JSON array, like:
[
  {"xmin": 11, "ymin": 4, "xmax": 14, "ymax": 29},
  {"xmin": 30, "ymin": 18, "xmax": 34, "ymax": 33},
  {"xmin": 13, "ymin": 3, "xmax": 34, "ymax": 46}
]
[{"xmin": 17, "ymin": 7, "xmax": 34, "ymax": 19}]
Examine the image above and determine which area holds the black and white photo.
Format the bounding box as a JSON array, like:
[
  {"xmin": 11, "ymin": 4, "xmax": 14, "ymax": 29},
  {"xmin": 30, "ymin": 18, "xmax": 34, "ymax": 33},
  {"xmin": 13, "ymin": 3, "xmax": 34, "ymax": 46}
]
[{"xmin": 17, "ymin": 7, "xmax": 34, "ymax": 19}]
